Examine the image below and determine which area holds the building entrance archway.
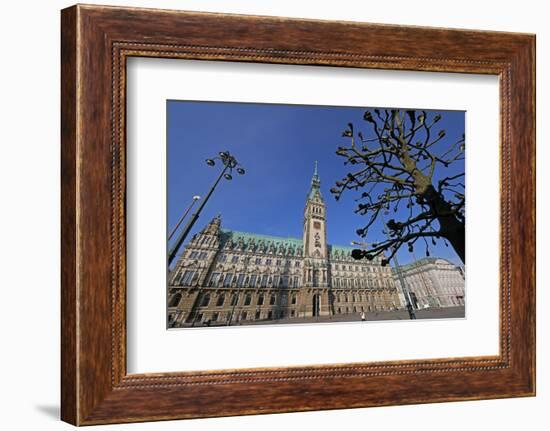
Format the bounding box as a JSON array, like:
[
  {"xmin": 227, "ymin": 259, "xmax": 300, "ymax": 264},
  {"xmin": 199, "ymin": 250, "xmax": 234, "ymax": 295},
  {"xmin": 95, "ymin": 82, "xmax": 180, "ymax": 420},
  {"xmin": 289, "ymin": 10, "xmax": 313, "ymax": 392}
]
[{"xmin": 312, "ymin": 294, "xmax": 320, "ymax": 317}]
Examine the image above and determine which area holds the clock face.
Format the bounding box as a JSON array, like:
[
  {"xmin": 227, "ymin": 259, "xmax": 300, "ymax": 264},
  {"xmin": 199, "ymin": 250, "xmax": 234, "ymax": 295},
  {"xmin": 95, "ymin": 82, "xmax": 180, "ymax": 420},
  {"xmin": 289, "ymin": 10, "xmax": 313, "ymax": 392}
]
[{"xmin": 313, "ymin": 221, "xmax": 321, "ymax": 229}]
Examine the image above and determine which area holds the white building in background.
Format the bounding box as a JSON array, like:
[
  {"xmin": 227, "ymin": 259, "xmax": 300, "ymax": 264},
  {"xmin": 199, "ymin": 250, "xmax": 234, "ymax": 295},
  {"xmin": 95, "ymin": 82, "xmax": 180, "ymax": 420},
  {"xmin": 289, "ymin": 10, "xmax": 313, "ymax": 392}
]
[{"xmin": 393, "ymin": 258, "xmax": 465, "ymax": 310}]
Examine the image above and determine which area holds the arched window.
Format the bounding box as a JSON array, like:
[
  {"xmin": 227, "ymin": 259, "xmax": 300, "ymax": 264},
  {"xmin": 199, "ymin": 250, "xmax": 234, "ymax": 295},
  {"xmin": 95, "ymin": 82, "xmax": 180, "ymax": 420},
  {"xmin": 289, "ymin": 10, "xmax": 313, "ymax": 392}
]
[
  {"xmin": 230, "ymin": 294, "xmax": 238, "ymax": 306},
  {"xmin": 257, "ymin": 295, "xmax": 264, "ymax": 305},
  {"xmin": 169, "ymin": 293, "xmax": 182, "ymax": 307},
  {"xmin": 216, "ymin": 294, "xmax": 225, "ymax": 307},
  {"xmin": 244, "ymin": 294, "xmax": 252, "ymax": 306}
]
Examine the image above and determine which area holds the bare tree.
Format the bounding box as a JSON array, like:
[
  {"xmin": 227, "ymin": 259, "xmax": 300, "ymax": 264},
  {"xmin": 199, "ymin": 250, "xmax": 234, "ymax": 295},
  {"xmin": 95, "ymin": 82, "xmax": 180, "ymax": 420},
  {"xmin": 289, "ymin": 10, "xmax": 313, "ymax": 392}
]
[{"xmin": 330, "ymin": 108, "xmax": 465, "ymax": 265}]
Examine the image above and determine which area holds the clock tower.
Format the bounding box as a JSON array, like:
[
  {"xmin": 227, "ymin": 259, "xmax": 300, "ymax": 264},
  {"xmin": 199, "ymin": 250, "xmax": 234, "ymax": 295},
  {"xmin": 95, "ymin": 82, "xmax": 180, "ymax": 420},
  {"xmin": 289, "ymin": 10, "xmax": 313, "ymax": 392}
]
[{"xmin": 302, "ymin": 161, "xmax": 329, "ymax": 292}]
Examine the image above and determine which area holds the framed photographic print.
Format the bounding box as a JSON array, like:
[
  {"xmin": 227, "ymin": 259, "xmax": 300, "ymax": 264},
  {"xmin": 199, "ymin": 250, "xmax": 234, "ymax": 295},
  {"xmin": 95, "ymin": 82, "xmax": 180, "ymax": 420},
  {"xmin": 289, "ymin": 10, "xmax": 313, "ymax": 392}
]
[{"xmin": 61, "ymin": 4, "xmax": 535, "ymax": 425}]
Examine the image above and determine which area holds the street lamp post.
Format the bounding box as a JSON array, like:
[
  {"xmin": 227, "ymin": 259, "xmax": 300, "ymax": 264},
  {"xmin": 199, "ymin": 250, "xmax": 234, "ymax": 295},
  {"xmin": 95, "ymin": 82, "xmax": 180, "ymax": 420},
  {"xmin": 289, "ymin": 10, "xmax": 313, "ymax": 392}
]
[
  {"xmin": 391, "ymin": 252, "xmax": 417, "ymax": 320},
  {"xmin": 168, "ymin": 195, "xmax": 201, "ymax": 241},
  {"xmin": 379, "ymin": 212, "xmax": 417, "ymax": 319},
  {"xmin": 168, "ymin": 150, "xmax": 245, "ymax": 266},
  {"xmin": 351, "ymin": 239, "xmax": 416, "ymax": 320}
]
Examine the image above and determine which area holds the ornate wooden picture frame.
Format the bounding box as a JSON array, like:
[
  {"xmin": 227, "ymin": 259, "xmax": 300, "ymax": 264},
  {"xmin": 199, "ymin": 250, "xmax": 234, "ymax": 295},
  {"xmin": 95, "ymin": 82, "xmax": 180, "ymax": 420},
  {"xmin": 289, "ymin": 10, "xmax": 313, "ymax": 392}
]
[{"xmin": 61, "ymin": 4, "xmax": 535, "ymax": 425}]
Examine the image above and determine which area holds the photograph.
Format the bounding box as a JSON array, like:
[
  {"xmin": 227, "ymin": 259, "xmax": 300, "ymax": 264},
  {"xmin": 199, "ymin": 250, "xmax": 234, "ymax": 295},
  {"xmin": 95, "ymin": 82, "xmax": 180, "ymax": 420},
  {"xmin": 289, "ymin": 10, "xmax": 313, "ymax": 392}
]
[{"xmin": 166, "ymin": 101, "xmax": 466, "ymax": 328}]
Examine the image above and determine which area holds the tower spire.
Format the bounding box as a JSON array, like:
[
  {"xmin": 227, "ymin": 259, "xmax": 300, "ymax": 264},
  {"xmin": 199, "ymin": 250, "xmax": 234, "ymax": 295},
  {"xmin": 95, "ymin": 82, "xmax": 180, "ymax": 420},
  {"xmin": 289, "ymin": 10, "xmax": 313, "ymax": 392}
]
[
  {"xmin": 310, "ymin": 160, "xmax": 321, "ymax": 194},
  {"xmin": 308, "ymin": 161, "xmax": 322, "ymax": 202}
]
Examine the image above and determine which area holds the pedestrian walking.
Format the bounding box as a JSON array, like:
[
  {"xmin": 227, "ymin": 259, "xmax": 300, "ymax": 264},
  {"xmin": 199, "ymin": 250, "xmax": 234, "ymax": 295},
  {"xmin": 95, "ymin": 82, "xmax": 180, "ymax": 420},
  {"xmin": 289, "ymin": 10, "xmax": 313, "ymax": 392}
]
[{"xmin": 360, "ymin": 311, "xmax": 366, "ymax": 322}]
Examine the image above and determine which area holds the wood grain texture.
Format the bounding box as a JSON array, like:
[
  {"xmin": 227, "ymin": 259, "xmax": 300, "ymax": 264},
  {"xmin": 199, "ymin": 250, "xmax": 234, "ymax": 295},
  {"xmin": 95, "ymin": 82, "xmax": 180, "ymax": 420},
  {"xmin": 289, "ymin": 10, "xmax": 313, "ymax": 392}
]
[
  {"xmin": 60, "ymin": 5, "xmax": 78, "ymax": 425},
  {"xmin": 60, "ymin": 4, "xmax": 536, "ymax": 425}
]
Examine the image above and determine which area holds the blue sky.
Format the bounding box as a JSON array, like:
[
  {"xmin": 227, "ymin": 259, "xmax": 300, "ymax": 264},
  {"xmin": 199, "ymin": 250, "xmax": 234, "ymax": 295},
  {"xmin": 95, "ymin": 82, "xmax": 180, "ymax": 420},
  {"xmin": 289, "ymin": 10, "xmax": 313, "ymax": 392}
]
[{"xmin": 167, "ymin": 100, "xmax": 465, "ymax": 266}]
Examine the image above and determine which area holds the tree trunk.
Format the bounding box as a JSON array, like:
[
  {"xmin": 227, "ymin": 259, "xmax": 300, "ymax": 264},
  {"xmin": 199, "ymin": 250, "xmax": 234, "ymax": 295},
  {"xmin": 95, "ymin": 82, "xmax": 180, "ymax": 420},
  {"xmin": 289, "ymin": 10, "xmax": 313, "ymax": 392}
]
[
  {"xmin": 423, "ymin": 186, "xmax": 465, "ymax": 264},
  {"xmin": 441, "ymin": 225, "xmax": 465, "ymax": 264}
]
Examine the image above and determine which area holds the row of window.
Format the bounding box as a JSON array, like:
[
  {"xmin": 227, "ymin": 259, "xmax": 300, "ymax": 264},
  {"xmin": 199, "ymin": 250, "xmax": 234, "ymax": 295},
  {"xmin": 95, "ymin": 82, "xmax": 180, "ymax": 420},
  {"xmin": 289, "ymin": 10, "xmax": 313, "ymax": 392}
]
[
  {"xmin": 192, "ymin": 308, "xmax": 295, "ymax": 324},
  {"xmin": 176, "ymin": 269, "xmax": 393, "ymax": 290},
  {"xmin": 334, "ymin": 292, "xmax": 393, "ymax": 303},
  {"xmin": 407, "ymin": 283, "xmax": 463, "ymax": 296},
  {"xmin": 198, "ymin": 292, "xmax": 297, "ymax": 308},
  {"xmin": 185, "ymin": 249, "xmax": 386, "ymax": 273},
  {"xmin": 209, "ymin": 272, "xmax": 301, "ymax": 288},
  {"xmin": 332, "ymin": 278, "xmax": 392, "ymax": 289},
  {"xmin": 410, "ymin": 295, "xmax": 464, "ymax": 309},
  {"xmin": 217, "ymin": 255, "xmax": 302, "ymax": 267},
  {"xmin": 336, "ymin": 304, "xmax": 397, "ymax": 313},
  {"xmin": 332, "ymin": 264, "xmax": 382, "ymax": 272},
  {"xmin": 168, "ymin": 290, "xmax": 396, "ymax": 309},
  {"xmin": 178, "ymin": 270, "xmax": 200, "ymax": 286},
  {"xmin": 187, "ymin": 251, "xmax": 209, "ymax": 260}
]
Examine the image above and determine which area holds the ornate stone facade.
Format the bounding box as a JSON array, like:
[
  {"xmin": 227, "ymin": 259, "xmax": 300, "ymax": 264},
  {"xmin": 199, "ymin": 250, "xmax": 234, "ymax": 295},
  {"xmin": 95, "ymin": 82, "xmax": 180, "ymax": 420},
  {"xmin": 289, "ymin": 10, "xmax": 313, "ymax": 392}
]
[
  {"xmin": 168, "ymin": 163, "xmax": 401, "ymax": 327},
  {"xmin": 392, "ymin": 258, "xmax": 465, "ymax": 310}
]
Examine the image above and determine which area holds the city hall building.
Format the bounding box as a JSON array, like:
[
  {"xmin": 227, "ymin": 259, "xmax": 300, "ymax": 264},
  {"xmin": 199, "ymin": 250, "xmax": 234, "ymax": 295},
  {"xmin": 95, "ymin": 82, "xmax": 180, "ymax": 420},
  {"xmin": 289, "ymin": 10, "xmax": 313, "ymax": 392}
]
[{"xmin": 167, "ymin": 163, "xmax": 402, "ymax": 327}]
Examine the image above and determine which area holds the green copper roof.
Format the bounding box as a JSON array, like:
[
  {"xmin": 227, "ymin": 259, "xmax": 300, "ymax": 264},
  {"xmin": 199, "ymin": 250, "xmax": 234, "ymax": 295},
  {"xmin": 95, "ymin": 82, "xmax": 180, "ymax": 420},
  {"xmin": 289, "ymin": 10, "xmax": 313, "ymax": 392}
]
[
  {"xmin": 219, "ymin": 229, "xmax": 362, "ymax": 259},
  {"xmin": 328, "ymin": 245, "xmax": 354, "ymax": 254},
  {"xmin": 219, "ymin": 229, "xmax": 303, "ymax": 256}
]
